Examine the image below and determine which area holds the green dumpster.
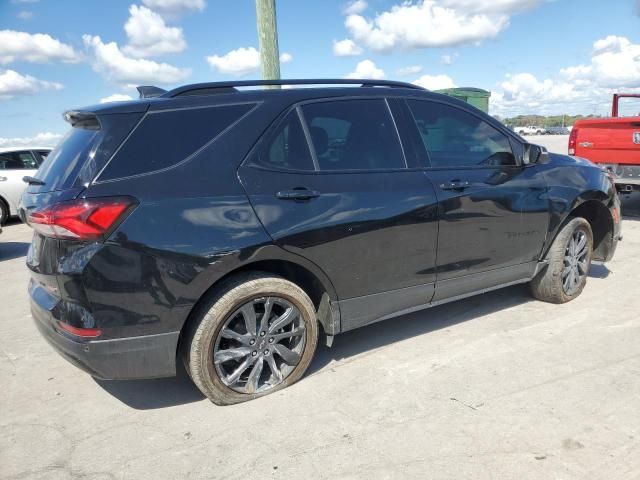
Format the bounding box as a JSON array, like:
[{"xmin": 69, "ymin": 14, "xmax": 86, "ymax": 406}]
[{"xmin": 434, "ymin": 87, "xmax": 491, "ymax": 113}]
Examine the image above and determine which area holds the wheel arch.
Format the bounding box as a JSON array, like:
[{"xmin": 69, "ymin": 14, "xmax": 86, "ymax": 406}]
[
  {"xmin": 544, "ymin": 197, "xmax": 614, "ymax": 262},
  {"xmin": 177, "ymin": 253, "xmax": 341, "ymax": 362},
  {"xmin": 567, "ymin": 199, "xmax": 615, "ymax": 261}
]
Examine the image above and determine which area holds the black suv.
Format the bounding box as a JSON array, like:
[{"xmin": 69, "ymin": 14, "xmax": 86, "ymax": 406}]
[{"xmin": 20, "ymin": 79, "xmax": 621, "ymax": 405}]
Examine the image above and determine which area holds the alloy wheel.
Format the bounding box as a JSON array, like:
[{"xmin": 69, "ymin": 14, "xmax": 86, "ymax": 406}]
[
  {"xmin": 213, "ymin": 296, "xmax": 306, "ymax": 394},
  {"xmin": 562, "ymin": 229, "xmax": 589, "ymax": 295}
]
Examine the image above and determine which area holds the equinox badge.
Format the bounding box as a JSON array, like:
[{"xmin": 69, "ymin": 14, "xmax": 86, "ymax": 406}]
[{"xmin": 634, "ymin": 132, "xmax": 640, "ymax": 144}]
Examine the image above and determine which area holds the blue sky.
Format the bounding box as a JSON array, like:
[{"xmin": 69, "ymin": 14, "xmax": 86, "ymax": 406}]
[{"xmin": 1, "ymin": 0, "xmax": 639, "ymax": 146}]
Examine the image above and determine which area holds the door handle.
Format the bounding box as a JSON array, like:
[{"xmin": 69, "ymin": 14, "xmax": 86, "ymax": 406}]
[
  {"xmin": 275, "ymin": 188, "xmax": 320, "ymax": 200},
  {"xmin": 440, "ymin": 180, "xmax": 470, "ymax": 191}
]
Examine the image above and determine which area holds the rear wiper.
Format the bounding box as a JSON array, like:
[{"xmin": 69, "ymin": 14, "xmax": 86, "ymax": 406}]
[{"xmin": 23, "ymin": 176, "xmax": 45, "ymax": 186}]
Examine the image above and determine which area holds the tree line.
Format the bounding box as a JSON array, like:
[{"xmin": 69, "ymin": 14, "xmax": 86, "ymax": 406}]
[{"xmin": 493, "ymin": 114, "xmax": 601, "ymax": 127}]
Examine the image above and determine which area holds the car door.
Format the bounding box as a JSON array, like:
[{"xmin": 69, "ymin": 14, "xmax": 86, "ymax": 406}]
[
  {"xmin": 239, "ymin": 98, "xmax": 439, "ymax": 331},
  {"xmin": 404, "ymin": 99, "xmax": 549, "ymax": 301},
  {"xmin": 0, "ymin": 150, "xmax": 39, "ymax": 213}
]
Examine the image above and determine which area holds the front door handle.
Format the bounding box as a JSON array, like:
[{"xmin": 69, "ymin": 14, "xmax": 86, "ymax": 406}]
[
  {"xmin": 275, "ymin": 188, "xmax": 320, "ymax": 200},
  {"xmin": 440, "ymin": 180, "xmax": 470, "ymax": 191}
]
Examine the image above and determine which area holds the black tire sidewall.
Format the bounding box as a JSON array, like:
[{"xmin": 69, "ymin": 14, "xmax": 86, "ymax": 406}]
[{"xmin": 0, "ymin": 200, "xmax": 8, "ymax": 225}]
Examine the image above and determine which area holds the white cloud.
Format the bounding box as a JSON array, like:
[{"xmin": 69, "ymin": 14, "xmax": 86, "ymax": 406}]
[
  {"xmin": 343, "ymin": 0, "xmax": 545, "ymax": 52},
  {"xmin": 99, "ymin": 93, "xmax": 134, "ymax": 103},
  {"xmin": 207, "ymin": 47, "xmax": 260, "ymax": 76},
  {"xmin": 345, "ymin": 59, "xmax": 385, "ymax": 79},
  {"xmin": 141, "ymin": 0, "xmax": 205, "ymax": 17},
  {"xmin": 0, "ymin": 30, "xmax": 79, "ymax": 64},
  {"xmin": 490, "ymin": 35, "xmax": 640, "ymax": 116},
  {"xmin": 413, "ymin": 74, "xmax": 456, "ymax": 90},
  {"xmin": 122, "ymin": 5, "xmax": 186, "ymax": 58},
  {"xmin": 17, "ymin": 11, "xmax": 33, "ymax": 20},
  {"xmin": 440, "ymin": 53, "xmax": 459, "ymax": 65},
  {"xmin": 396, "ymin": 65, "xmax": 423, "ymax": 76},
  {"xmin": 0, "ymin": 69, "xmax": 62, "ymax": 99},
  {"xmin": 83, "ymin": 35, "xmax": 190, "ymax": 86},
  {"xmin": 279, "ymin": 52, "xmax": 293, "ymax": 64},
  {"xmin": 206, "ymin": 47, "xmax": 294, "ymax": 75},
  {"xmin": 344, "ymin": 0, "xmax": 368, "ymax": 15},
  {"xmin": 439, "ymin": 0, "xmax": 543, "ymax": 14},
  {"xmin": 333, "ymin": 38, "xmax": 363, "ymax": 56},
  {"xmin": 562, "ymin": 35, "xmax": 640, "ymax": 89},
  {"xmin": 0, "ymin": 132, "xmax": 62, "ymax": 148}
]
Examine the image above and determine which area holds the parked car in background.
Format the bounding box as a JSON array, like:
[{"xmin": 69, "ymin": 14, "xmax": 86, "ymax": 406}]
[
  {"xmin": 571, "ymin": 93, "xmax": 640, "ymax": 193},
  {"xmin": 545, "ymin": 126, "xmax": 570, "ymax": 135},
  {"xmin": 20, "ymin": 79, "xmax": 621, "ymax": 405},
  {"xmin": 515, "ymin": 126, "xmax": 547, "ymax": 135},
  {"xmin": 0, "ymin": 147, "xmax": 50, "ymax": 224}
]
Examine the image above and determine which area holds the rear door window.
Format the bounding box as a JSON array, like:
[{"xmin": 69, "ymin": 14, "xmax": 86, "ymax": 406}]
[
  {"xmin": 0, "ymin": 151, "xmax": 38, "ymax": 170},
  {"xmin": 300, "ymin": 99, "xmax": 406, "ymax": 171},
  {"xmin": 407, "ymin": 100, "xmax": 516, "ymax": 168},
  {"xmin": 99, "ymin": 103, "xmax": 256, "ymax": 180},
  {"xmin": 254, "ymin": 110, "xmax": 315, "ymax": 171}
]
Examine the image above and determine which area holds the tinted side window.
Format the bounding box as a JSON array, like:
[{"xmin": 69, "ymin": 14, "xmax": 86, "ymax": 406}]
[
  {"xmin": 254, "ymin": 110, "xmax": 314, "ymax": 171},
  {"xmin": 101, "ymin": 103, "xmax": 255, "ymax": 180},
  {"xmin": 301, "ymin": 99, "xmax": 405, "ymax": 171},
  {"xmin": 407, "ymin": 100, "xmax": 516, "ymax": 168},
  {"xmin": 0, "ymin": 151, "xmax": 38, "ymax": 170}
]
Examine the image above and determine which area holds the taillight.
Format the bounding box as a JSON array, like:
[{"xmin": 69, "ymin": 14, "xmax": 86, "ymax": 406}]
[
  {"xmin": 568, "ymin": 127, "xmax": 579, "ymax": 155},
  {"xmin": 28, "ymin": 196, "xmax": 136, "ymax": 241},
  {"xmin": 57, "ymin": 322, "xmax": 102, "ymax": 338}
]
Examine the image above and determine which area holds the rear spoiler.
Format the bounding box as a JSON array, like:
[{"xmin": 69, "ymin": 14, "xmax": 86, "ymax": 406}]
[
  {"xmin": 63, "ymin": 111, "xmax": 100, "ymax": 130},
  {"xmin": 137, "ymin": 86, "xmax": 167, "ymax": 99}
]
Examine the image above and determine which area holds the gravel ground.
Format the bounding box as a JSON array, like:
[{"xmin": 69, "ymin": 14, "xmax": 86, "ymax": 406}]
[{"xmin": 1, "ymin": 193, "xmax": 639, "ymax": 479}]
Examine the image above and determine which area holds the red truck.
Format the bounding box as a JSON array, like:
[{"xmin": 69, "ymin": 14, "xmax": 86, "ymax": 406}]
[{"xmin": 570, "ymin": 94, "xmax": 640, "ymax": 193}]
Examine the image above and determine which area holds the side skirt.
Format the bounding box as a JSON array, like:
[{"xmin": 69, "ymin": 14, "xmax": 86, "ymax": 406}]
[{"xmin": 335, "ymin": 262, "xmax": 541, "ymax": 334}]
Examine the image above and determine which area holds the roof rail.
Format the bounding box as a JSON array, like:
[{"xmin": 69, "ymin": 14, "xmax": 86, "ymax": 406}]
[{"xmin": 162, "ymin": 79, "xmax": 424, "ymax": 98}]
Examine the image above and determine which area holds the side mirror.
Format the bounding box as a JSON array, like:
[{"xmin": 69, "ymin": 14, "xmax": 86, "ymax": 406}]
[{"xmin": 524, "ymin": 144, "xmax": 550, "ymax": 165}]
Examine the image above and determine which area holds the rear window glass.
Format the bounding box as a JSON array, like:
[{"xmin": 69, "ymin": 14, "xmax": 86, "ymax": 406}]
[
  {"xmin": 0, "ymin": 151, "xmax": 38, "ymax": 170},
  {"xmin": 99, "ymin": 103, "xmax": 255, "ymax": 180},
  {"xmin": 32, "ymin": 112, "xmax": 143, "ymax": 192}
]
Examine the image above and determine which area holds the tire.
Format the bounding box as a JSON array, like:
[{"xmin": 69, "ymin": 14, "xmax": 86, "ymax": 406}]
[
  {"xmin": 0, "ymin": 198, "xmax": 8, "ymax": 225},
  {"xmin": 183, "ymin": 273, "xmax": 319, "ymax": 405},
  {"xmin": 530, "ymin": 217, "xmax": 593, "ymax": 303}
]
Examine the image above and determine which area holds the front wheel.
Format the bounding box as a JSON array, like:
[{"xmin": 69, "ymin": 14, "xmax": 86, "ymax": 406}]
[
  {"xmin": 183, "ymin": 273, "xmax": 319, "ymax": 405},
  {"xmin": 530, "ymin": 217, "xmax": 593, "ymax": 303}
]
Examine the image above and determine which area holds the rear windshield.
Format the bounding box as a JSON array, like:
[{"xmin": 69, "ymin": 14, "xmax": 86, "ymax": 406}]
[{"xmin": 30, "ymin": 112, "xmax": 143, "ymax": 193}]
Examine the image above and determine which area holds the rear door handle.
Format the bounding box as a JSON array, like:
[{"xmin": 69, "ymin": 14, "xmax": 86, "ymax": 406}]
[
  {"xmin": 275, "ymin": 188, "xmax": 320, "ymax": 200},
  {"xmin": 440, "ymin": 180, "xmax": 471, "ymax": 191}
]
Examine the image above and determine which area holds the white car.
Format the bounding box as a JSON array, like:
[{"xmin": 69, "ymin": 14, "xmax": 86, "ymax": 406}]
[
  {"xmin": 0, "ymin": 147, "xmax": 51, "ymax": 224},
  {"xmin": 514, "ymin": 126, "xmax": 546, "ymax": 136}
]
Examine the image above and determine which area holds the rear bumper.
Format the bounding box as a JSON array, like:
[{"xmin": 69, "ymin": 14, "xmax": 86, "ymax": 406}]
[
  {"xmin": 30, "ymin": 283, "xmax": 179, "ymax": 380},
  {"xmin": 599, "ymin": 164, "xmax": 640, "ymax": 191}
]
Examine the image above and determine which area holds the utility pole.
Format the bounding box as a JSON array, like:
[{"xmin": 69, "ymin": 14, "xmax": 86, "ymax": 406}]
[{"xmin": 256, "ymin": 0, "xmax": 281, "ymax": 86}]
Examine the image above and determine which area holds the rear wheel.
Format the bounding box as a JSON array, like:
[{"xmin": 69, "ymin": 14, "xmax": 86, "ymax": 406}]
[
  {"xmin": 0, "ymin": 199, "xmax": 8, "ymax": 225},
  {"xmin": 530, "ymin": 217, "xmax": 593, "ymax": 303},
  {"xmin": 183, "ymin": 273, "xmax": 319, "ymax": 405}
]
